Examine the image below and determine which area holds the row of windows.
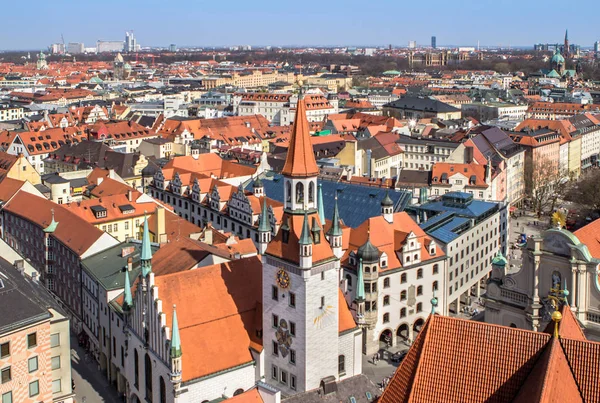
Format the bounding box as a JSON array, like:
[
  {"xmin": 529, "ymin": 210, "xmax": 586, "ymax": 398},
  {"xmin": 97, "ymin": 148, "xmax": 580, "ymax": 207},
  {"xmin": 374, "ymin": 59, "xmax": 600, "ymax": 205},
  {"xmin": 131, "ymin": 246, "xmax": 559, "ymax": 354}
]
[{"xmin": 382, "ymin": 304, "xmax": 423, "ymax": 323}]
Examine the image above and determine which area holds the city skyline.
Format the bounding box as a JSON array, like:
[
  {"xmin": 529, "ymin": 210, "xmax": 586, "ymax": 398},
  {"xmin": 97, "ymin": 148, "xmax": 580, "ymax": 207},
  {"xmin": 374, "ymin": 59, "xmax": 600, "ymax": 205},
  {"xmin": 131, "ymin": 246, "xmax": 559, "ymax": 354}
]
[{"xmin": 1, "ymin": 0, "xmax": 599, "ymax": 50}]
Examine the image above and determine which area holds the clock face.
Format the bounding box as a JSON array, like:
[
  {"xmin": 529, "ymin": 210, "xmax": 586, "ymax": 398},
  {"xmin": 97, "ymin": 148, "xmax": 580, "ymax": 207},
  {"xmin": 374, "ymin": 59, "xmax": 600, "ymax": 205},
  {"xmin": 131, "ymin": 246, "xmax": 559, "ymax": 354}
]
[{"xmin": 276, "ymin": 269, "xmax": 290, "ymax": 289}]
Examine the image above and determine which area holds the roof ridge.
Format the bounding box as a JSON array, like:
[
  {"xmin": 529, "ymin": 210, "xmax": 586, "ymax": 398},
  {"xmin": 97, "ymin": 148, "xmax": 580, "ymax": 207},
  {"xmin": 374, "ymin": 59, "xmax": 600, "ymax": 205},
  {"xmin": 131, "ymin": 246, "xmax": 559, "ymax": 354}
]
[
  {"xmin": 557, "ymin": 337, "xmax": 587, "ymax": 401},
  {"xmin": 407, "ymin": 314, "xmax": 436, "ymax": 402}
]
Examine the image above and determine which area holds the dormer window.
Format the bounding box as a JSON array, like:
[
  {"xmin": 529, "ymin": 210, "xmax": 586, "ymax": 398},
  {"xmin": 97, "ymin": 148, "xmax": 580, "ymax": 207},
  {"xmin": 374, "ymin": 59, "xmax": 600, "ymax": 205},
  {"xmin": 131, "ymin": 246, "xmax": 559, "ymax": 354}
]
[{"xmin": 90, "ymin": 205, "xmax": 107, "ymax": 219}]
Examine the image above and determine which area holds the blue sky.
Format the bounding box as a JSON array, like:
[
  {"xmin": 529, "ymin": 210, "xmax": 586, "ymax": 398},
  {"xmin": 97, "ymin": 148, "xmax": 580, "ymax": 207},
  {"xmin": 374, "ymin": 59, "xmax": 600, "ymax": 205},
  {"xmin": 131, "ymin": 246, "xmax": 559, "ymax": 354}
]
[{"xmin": 1, "ymin": 0, "xmax": 598, "ymax": 50}]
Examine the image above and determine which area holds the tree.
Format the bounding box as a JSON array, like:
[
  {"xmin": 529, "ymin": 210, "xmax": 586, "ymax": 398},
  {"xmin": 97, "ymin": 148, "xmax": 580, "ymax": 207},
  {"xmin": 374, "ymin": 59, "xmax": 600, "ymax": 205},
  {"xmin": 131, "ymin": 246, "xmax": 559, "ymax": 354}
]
[
  {"xmin": 565, "ymin": 168, "xmax": 600, "ymax": 213},
  {"xmin": 525, "ymin": 157, "xmax": 568, "ymax": 217}
]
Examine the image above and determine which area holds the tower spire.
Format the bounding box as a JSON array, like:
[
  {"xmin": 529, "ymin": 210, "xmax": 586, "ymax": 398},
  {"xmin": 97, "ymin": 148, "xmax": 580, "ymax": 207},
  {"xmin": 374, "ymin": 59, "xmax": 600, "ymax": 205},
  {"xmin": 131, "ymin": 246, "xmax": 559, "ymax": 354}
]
[
  {"xmin": 170, "ymin": 305, "xmax": 182, "ymax": 358},
  {"xmin": 299, "ymin": 212, "xmax": 313, "ymax": 245},
  {"xmin": 123, "ymin": 267, "xmax": 133, "ymax": 310},
  {"xmin": 317, "ymin": 183, "xmax": 325, "ymax": 225},
  {"xmin": 327, "ymin": 195, "xmax": 342, "ymax": 237},
  {"xmin": 258, "ymin": 197, "xmax": 270, "ymax": 233},
  {"xmin": 141, "ymin": 214, "xmax": 152, "ymax": 277},
  {"xmin": 281, "ymin": 98, "xmax": 319, "ymax": 178}
]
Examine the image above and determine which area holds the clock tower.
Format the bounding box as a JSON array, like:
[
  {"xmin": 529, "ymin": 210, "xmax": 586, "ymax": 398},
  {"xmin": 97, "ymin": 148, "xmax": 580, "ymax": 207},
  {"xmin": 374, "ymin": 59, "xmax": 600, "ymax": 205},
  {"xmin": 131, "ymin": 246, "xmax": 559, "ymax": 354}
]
[{"xmin": 262, "ymin": 97, "xmax": 341, "ymax": 394}]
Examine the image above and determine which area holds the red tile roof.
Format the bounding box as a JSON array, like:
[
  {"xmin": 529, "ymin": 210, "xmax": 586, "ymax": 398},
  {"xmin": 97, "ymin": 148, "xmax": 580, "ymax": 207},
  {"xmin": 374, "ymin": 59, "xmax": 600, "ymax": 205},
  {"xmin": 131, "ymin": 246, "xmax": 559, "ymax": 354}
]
[
  {"xmin": 154, "ymin": 257, "xmax": 262, "ymax": 381},
  {"xmin": 281, "ymin": 99, "xmax": 320, "ymax": 178}
]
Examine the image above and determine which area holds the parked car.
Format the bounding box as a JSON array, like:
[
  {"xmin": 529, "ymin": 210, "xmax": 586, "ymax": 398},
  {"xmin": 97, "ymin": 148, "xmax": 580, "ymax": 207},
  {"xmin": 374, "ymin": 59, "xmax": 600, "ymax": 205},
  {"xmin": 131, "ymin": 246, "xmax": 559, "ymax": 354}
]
[{"xmin": 391, "ymin": 350, "xmax": 408, "ymax": 363}]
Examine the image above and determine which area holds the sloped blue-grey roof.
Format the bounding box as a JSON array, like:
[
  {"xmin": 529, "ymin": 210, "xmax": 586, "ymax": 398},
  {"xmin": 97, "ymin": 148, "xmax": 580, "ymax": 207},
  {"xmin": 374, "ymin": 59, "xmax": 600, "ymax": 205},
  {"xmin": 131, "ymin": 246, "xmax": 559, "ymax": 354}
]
[{"xmin": 245, "ymin": 173, "xmax": 412, "ymax": 228}]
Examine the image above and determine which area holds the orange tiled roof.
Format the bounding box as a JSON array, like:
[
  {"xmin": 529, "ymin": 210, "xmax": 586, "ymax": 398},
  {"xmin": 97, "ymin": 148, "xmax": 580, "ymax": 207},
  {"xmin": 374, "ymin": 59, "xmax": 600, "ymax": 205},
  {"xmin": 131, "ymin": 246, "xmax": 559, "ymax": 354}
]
[
  {"xmin": 224, "ymin": 388, "xmax": 263, "ymax": 402},
  {"xmin": 266, "ymin": 211, "xmax": 335, "ymax": 265},
  {"xmin": 89, "ymin": 178, "xmax": 132, "ymax": 198},
  {"xmin": 61, "ymin": 192, "xmax": 151, "ymax": 224},
  {"xmin": 154, "ymin": 257, "xmax": 263, "ymax": 381},
  {"xmin": 380, "ymin": 311, "xmax": 599, "ymax": 403},
  {"xmin": 431, "ymin": 162, "xmax": 488, "ymax": 188},
  {"xmin": 163, "ymin": 154, "xmax": 256, "ymax": 179},
  {"xmin": 4, "ymin": 191, "xmax": 106, "ymax": 256},
  {"xmin": 338, "ymin": 289, "xmax": 356, "ymax": 333},
  {"xmin": 281, "ymin": 99, "xmax": 320, "ymax": 177}
]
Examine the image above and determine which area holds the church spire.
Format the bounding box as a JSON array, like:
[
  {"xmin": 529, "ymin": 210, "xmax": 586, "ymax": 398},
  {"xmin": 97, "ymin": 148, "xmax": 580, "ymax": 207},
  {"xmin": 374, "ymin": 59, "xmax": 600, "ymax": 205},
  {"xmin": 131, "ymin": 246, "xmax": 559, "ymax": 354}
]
[
  {"xmin": 281, "ymin": 98, "xmax": 319, "ymax": 178},
  {"xmin": 317, "ymin": 183, "xmax": 325, "ymax": 225},
  {"xmin": 299, "ymin": 212, "xmax": 313, "ymax": 246},
  {"xmin": 141, "ymin": 214, "xmax": 152, "ymax": 277}
]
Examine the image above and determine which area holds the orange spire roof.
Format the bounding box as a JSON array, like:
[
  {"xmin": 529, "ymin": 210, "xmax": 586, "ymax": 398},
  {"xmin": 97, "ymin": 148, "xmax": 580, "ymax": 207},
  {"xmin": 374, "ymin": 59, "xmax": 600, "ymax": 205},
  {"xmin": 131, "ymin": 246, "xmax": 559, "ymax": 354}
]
[{"xmin": 281, "ymin": 99, "xmax": 319, "ymax": 177}]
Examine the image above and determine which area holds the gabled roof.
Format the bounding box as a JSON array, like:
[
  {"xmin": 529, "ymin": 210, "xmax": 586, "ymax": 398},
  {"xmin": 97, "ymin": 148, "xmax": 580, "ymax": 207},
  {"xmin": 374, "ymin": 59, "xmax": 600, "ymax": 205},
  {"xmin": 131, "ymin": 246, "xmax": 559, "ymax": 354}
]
[
  {"xmin": 281, "ymin": 99, "xmax": 320, "ymax": 178},
  {"xmin": 380, "ymin": 312, "xmax": 599, "ymax": 403},
  {"xmin": 154, "ymin": 257, "xmax": 263, "ymax": 381}
]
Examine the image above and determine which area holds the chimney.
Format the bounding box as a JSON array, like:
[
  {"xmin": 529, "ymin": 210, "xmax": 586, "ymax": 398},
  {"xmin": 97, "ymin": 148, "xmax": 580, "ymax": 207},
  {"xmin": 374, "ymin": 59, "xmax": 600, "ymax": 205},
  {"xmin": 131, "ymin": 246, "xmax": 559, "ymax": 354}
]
[
  {"xmin": 155, "ymin": 206, "xmax": 167, "ymax": 244},
  {"xmin": 465, "ymin": 146, "xmax": 473, "ymax": 164},
  {"xmin": 14, "ymin": 260, "xmax": 25, "ymax": 275},
  {"xmin": 128, "ymin": 189, "xmax": 133, "ymax": 202},
  {"xmin": 127, "ymin": 256, "xmax": 133, "ymax": 271}
]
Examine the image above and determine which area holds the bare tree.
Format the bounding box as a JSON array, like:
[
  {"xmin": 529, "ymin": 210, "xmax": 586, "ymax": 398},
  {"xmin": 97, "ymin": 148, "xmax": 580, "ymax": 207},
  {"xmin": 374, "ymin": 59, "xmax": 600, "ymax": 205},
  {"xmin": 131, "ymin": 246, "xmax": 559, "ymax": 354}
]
[
  {"xmin": 525, "ymin": 157, "xmax": 568, "ymax": 217},
  {"xmin": 566, "ymin": 168, "xmax": 600, "ymax": 213}
]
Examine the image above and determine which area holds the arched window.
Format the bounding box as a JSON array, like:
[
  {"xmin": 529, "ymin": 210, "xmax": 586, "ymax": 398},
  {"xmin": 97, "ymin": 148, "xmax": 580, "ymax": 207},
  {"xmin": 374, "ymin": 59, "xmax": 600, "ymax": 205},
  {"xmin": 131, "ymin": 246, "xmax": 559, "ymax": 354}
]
[
  {"xmin": 346, "ymin": 274, "xmax": 352, "ymax": 287},
  {"xmin": 401, "ymin": 273, "xmax": 407, "ymax": 284},
  {"xmin": 417, "ymin": 269, "xmax": 423, "ymax": 279},
  {"xmin": 510, "ymin": 323, "xmax": 517, "ymax": 328},
  {"xmin": 417, "ymin": 286, "xmax": 423, "ymax": 296},
  {"xmin": 308, "ymin": 182, "xmax": 314, "ymax": 203},
  {"xmin": 383, "ymin": 296, "xmax": 390, "ymax": 306},
  {"xmin": 365, "ymin": 266, "xmax": 370, "ymax": 273},
  {"xmin": 433, "ymin": 264, "xmax": 439, "ymax": 274},
  {"xmin": 295, "ymin": 182, "xmax": 304, "ymax": 203},
  {"xmin": 338, "ymin": 355, "xmax": 345, "ymax": 374},
  {"xmin": 145, "ymin": 353, "xmax": 153, "ymax": 401},
  {"xmin": 160, "ymin": 377, "xmax": 166, "ymax": 403},
  {"xmin": 233, "ymin": 389, "xmax": 244, "ymax": 396},
  {"xmin": 134, "ymin": 349, "xmax": 139, "ymax": 388},
  {"xmin": 416, "ymin": 302, "xmax": 423, "ymax": 312},
  {"xmin": 400, "ymin": 291, "xmax": 407, "ymax": 301},
  {"xmin": 383, "ymin": 313, "xmax": 390, "ymax": 323},
  {"xmin": 414, "ymin": 254, "xmax": 419, "ymax": 261},
  {"xmin": 383, "ymin": 278, "xmax": 390, "ymax": 288},
  {"xmin": 286, "ymin": 181, "xmax": 292, "ymax": 202},
  {"xmin": 400, "ymin": 308, "xmax": 406, "ymax": 318},
  {"xmin": 406, "ymin": 256, "xmax": 411, "ymax": 263},
  {"xmin": 432, "ymin": 281, "xmax": 438, "ymax": 292}
]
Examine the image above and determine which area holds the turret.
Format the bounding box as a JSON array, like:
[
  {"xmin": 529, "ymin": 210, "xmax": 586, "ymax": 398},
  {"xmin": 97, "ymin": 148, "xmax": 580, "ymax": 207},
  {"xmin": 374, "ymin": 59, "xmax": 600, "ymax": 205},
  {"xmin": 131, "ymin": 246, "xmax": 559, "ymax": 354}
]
[
  {"xmin": 257, "ymin": 197, "xmax": 271, "ymax": 255},
  {"xmin": 170, "ymin": 305, "xmax": 182, "ymax": 393},
  {"xmin": 299, "ymin": 212, "xmax": 313, "ymax": 269},
  {"xmin": 327, "ymin": 195, "xmax": 343, "ymax": 258},
  {"xmin": 252, "ymin": 176, "xmax": 264, "ymax": 197},
  {"xmin": 123, "ymin": 263, "xmax": 133, "ymax": 312},
  {"xmin": 381, "ymin": 190, "xmax": 394, "ymax": 223},
  {"xmin": 490, "ymin": 250, "xmax": 508, "ymax": 283}
]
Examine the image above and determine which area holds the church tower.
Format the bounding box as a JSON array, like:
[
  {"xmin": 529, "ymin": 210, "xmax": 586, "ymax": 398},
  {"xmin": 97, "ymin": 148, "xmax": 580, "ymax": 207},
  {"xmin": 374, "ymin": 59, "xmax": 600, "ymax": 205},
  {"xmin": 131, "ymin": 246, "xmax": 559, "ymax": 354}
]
[
  {"xmin": 262, "ymin": 98, "xmax": 340, "ymax": 394},
  {"xmin": 564, "ymin": 29, "xmax": 570, "ymax": 59}
]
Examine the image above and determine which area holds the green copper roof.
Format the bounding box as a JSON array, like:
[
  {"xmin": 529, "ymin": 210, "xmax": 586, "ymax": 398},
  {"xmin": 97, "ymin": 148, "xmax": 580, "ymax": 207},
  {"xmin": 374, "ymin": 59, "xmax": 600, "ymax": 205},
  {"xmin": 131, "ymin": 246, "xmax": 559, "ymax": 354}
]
[
  {"xmin": 141, "ymin": 215, "xmax": 152, "ymax": 276},
  {"xmin": 551, "ymin": 50, "xmax": 565, "ymax": 64},
  {"xmin": 317, "ymin": 183, "xmax": 326, "ymax": 225},
  {"xmin": 327, "ymin": 196, "xmax": 342, "ymax": 237},
  {"xmin": 258, "ymin": 198, "xmax": 271, "ymax": 233},
  {"xmin": 43, "ymin": 210, "xmax": 59, "ymax": 233},
  {"xmin": 299, "ymin": 212, "xmax": 313, "ymax": 245},
  {"xmin": 491, "ymin": 250, "xmax": 508, "ymax": 267},
  {"xmin": 355, "ymin": 258, "xmax": 365, "ymax": 301},
  {"xmin": 123, "ymin": 269, "xmax": 133, "ymax": 309},
  {"xmin": 170, "ymin": 306, "xmax": 182, "ymax": 358}
]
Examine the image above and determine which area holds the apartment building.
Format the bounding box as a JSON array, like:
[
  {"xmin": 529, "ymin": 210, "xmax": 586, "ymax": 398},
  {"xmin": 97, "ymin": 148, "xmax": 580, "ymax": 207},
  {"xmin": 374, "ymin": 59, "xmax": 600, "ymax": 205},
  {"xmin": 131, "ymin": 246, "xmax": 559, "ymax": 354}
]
[
  {"xmin": 0, "ymin": 104, "xmax": 24, "ymax": 122},
  {"xmin": 397, "ymin": 136, "xmax": 459, "ymax": 171},
  {"xmin": 417, "ymin": 192, "xmax": 507, "ymax": 314},
  {"xmin": 0, "ymin": 260, "xmax": 74, "ymax": 403}
]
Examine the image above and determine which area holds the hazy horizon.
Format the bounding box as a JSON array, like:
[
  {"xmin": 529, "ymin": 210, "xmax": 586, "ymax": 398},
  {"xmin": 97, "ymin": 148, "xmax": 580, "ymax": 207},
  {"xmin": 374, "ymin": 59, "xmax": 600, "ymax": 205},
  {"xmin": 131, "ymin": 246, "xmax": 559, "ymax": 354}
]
[{"xmin": 1, "ymin": 0, "xmax": 598, "ymax": 50}]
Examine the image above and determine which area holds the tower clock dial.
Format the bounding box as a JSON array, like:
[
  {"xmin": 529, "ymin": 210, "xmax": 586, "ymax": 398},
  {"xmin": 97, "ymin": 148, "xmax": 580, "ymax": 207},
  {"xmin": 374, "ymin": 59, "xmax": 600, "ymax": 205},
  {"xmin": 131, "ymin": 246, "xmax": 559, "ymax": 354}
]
[{"xmin": 276, "ymin": 269, "xmax": 290, "ymax": 289}]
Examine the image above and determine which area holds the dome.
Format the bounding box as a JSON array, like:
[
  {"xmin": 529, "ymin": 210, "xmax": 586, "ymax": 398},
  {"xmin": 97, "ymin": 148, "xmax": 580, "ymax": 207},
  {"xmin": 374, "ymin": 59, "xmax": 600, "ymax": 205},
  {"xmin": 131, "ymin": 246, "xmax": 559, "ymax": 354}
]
[
  {"xmin": 551, "ymin": 50, "xmax": 565, "ymax": 64},
  {"xmin": 252, "ymin": 177, "xmax": 263, "ymax": 188},
  {"xmin": 357, "ymin": 237, "xmax": 381, "ymax": 263},
  {"xmin": 491, "ymin": 250, "xmax": 508, "ymax": 267},
  {"xmin": 381, "ymin": 191, "xmax": 394, "ymax": 207}
]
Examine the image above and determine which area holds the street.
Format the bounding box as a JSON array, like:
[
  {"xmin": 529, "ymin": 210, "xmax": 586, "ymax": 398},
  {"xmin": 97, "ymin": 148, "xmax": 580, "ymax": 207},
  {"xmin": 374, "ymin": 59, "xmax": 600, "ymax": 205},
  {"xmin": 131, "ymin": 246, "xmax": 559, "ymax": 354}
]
[{"xmin": 71, "ymin": 335, "xmax": 122, "ymax": 403}]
